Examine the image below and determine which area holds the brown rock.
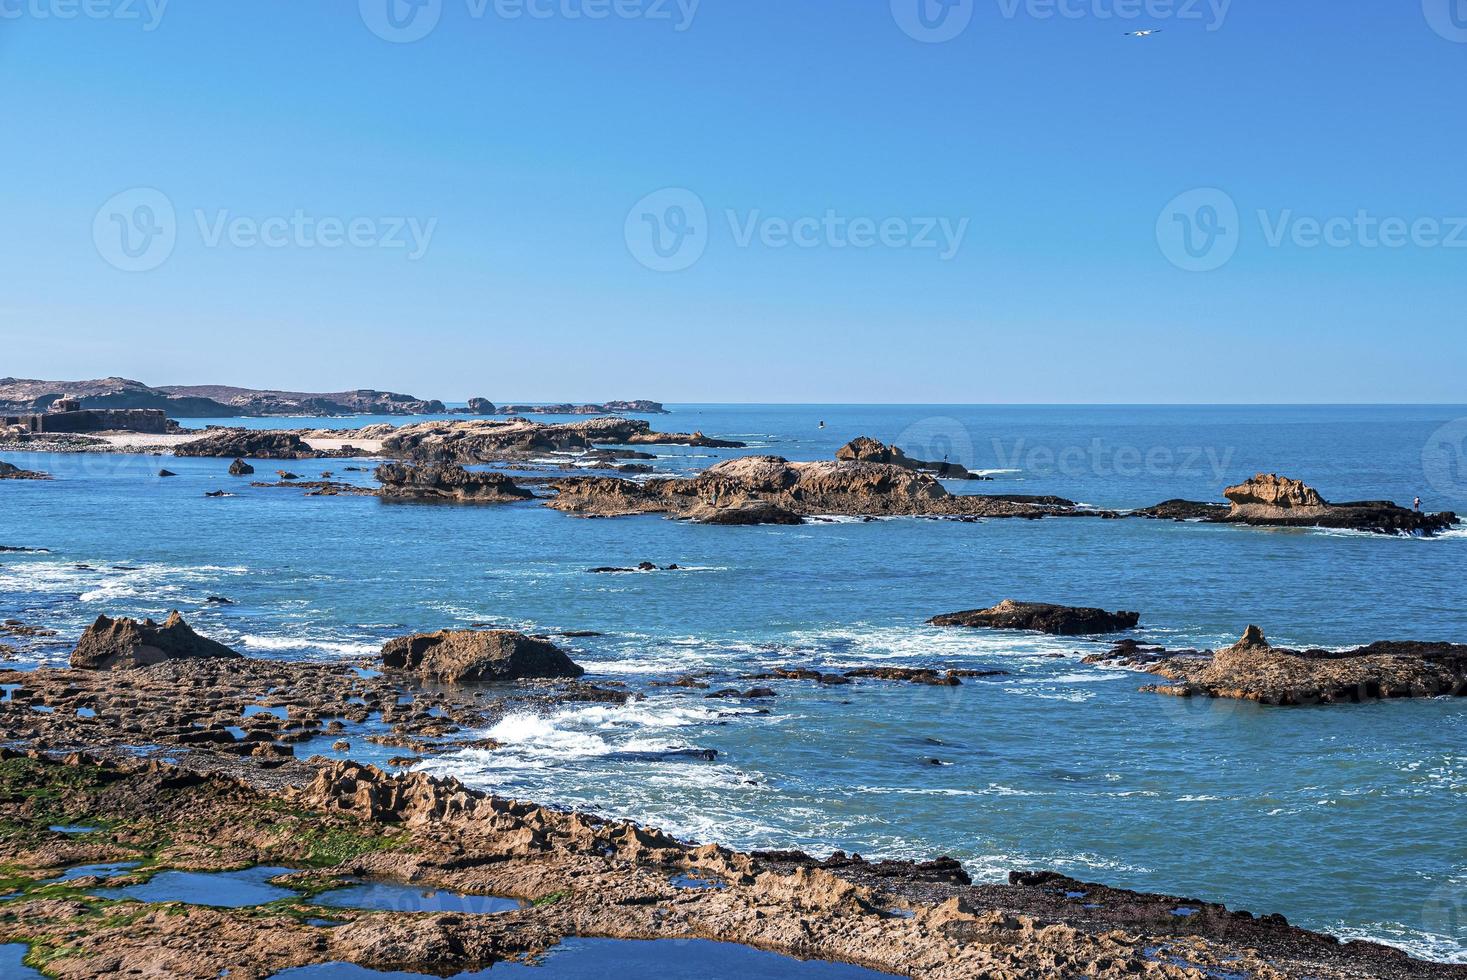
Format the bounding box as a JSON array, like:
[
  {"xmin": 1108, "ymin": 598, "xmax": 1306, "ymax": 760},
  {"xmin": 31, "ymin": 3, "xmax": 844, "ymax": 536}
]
[
  {"xmin": 381, "ymin": 630, "xmax": 584, "ymax": 684},
  {"xmin": 374, "ymin": 463, "xmax": 534, "ymax": 504},
  {"xmin": 929, "ymin": 600, "xmax": 1140, "ymax": 635},
  {"xmin": 70, "ymin": 612, "xmax": 242, "ymax": 670}
]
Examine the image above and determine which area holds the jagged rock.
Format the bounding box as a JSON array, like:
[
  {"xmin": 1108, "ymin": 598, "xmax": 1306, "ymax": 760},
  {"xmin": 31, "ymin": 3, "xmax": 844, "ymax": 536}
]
[
  {"xmin": 227, "ymin": 458, "xmax": 255, "ymax": 476},
  {"xmin": 687, "ymin": 501, "xmax": 805, "ymax": 526},
  {"xmin": 465, "ymin": 397, "xmax": 496, "ymax": 414},
  {"xmin": 1141, "ymin": 627, "xmax": 1467, "ymax": 705},
  {"xmin": 381, "ymin": 629, "xmax": 584, "ymax": 684},
  {"xmin": 929, "ymin": 600, "xmax": 1140, "ymax": 635},
  {"xmin": 70, "ymin": 612, "xmax": 242, "ymax": 670},
  {"xmin": 175, "ymin": 429, "xmax": 323, "ymax": 459},
  {"xmin": 374, "ymin": 463, "xmax": 534, "ymax": 504},
  {"xmin": 1225, "ymin": 474, "xmax": 1325, "ymax": 510},
  {"xmin": 158, "ymin": 469, "xmax": 177, "ymax": 477},
  {"xmin": 836, "ymin": 436, "xmax": 987, "ymax": 480}
]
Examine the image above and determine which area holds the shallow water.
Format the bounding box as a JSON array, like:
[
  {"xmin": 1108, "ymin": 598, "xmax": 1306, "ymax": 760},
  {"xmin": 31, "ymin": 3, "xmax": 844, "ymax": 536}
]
[
  {"xmin": 0, "ymin": 944, "xmax": 43, "ymax": 979},
  {"xmin": 270, "ymin": 937, "xmax": 895, "ymax": 979},
  {"xmin": 90, "ymin": 866, "xmax": 297, "ymax": 907},
  {"xmin": 4, "ymin": 405, "xmax": 1466, "ymax": 961}
]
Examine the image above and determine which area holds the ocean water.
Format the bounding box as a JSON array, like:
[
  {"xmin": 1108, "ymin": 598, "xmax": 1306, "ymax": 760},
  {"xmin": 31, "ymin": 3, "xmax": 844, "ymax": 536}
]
[{"xmin": 2, "ymin": 405, "xmax": 1466, "ymax": 962}]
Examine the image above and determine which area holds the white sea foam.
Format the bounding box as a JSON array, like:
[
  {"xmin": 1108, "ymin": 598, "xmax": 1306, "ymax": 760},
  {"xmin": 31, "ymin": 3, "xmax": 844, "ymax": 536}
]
[{"xmin": 238, "ymin": 634, "xmax": 379, "ymax": 657}]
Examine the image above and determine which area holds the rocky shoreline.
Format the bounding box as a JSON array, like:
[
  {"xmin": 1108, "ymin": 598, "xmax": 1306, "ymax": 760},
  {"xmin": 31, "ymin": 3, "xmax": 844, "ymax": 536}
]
[{"xmin": 0, "ymin": 611, "xmax": 1462, "ymax": 976}]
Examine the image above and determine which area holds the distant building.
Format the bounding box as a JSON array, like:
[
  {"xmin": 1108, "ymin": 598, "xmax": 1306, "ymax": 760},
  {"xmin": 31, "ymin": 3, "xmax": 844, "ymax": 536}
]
[{"xmin": 50, "ymin": 397, "xmax": 82, "ymax": 413}]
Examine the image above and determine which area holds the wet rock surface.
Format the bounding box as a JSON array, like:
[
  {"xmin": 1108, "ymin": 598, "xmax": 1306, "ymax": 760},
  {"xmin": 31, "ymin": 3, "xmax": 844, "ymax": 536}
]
[
  {"xmin": 929, "ymin": 600, "xmax": 1141, "ymax": 636},
  {"xmin": 374, "ymin": 463, "xmax": 536, "ymax": 504},
  {"xmin": 1132, "ymin": 626, "xmax": 1467, "ymax": 705}
]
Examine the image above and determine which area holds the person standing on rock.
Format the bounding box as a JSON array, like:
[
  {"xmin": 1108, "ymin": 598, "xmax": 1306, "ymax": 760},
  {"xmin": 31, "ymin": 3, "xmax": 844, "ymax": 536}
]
[{"xmin": 1414, "ymin": 496, "xmax": 1422, "ymax": 512}]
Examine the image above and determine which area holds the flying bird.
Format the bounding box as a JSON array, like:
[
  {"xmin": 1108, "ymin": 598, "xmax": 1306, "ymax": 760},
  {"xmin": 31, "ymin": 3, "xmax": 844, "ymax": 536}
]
[{"xmin": 1123, "ymin": 29, "xmax": 1163, "ymax": 37}]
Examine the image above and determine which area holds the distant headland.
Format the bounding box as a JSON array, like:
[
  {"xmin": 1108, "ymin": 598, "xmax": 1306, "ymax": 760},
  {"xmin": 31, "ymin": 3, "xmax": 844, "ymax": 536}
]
[{"xmin": 0, "ymin": 377, "xmax": 667, "ymax": 419}]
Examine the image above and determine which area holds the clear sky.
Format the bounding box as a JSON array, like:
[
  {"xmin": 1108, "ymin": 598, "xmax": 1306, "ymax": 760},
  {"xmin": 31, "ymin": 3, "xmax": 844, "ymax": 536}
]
[{"xmin": 2, "ymin": 1, "xmax": 1464, "ymax": 403}]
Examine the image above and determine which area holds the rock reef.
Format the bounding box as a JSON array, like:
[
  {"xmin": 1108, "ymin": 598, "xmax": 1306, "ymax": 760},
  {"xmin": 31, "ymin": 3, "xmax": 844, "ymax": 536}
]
[
  {"xmin": 929, "ymin": 600, "xmax": 1141, "ymax": 636},
  {"xmin": 1136, "ymin": 626, "xmax": 1467, "ymax": 705},
  {"xmin": 546, "ymin": 457, "xmax": 1101, "ymax": 523},
  {"xmin": 374, "ymin": 463, "xmax": 535, "ymax": 504}
]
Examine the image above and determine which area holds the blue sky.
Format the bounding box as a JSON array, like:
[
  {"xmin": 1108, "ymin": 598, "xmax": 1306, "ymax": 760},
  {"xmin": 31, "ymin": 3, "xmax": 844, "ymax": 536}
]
[{"xmin": 1, "ymin": 1, "xmax": 1464, "ymax": 403}]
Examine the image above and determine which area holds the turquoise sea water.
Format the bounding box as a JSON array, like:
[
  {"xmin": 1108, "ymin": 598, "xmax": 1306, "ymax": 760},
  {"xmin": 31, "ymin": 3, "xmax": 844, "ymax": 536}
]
[{"xmin": 2, "ymin": 405, "xmax": 1465, "ymax": 961}]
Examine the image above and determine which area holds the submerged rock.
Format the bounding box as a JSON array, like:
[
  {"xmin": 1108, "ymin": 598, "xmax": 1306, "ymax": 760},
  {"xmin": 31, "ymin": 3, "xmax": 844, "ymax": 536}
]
[
  {"xmin": 1140, "ymin": 626, "xmax": 1467, "ymax": 705},
  {"xmin": 70, "ymin": 612, "xmax": 242, "ymax": 670},
  {"xmin": 175, "ymin": 429, "xmax": 323, "ymax": 460},
  {"xmin": 929, "ymin": 600, "xmax": 1140, "ymax": 635},
  {"xmin": 381, "ymin": 629, "xmax": 585, "ymax": 683},
  {"xmin": 374, "ymin": 463, "xmax": 535, "ymax": 504}
]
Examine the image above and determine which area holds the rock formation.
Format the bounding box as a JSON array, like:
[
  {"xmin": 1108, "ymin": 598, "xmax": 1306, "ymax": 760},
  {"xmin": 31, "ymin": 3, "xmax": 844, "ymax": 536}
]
[
  {"xmin": 227, "ymin": 458, "xmax": 255, "ymax": 475},
  {"xmin": 836, "ymin": 437, "xmax": 987, "ymax": 480},
  {"xmin": 374, "ymin": 463, "xmax": 535, "ymax": 504},
  {"xmin": 1138, "ymin": 474, "xmax": 1457, "ymax": 536},
  {"xmin": 1139, "ymin": 626, "xmax": 1467, "ymax": 705},
  {"xmin": 70, "ymin": 612, "xmax": 242, "ymax": 670},
  {"xmin": 175, "ymin": 429, "xmax": 325, "ymax": 459},
  {"xmin": 381, "ymin": 629, "xmax": 585, "ymax": 683},
  {"xmin": 929, "ymin": 600, "xmax": 1140, "ymax": 635},
  {"xmin": 547, "ymin": 457, "xmax": 1102, "ymax": 523}
]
